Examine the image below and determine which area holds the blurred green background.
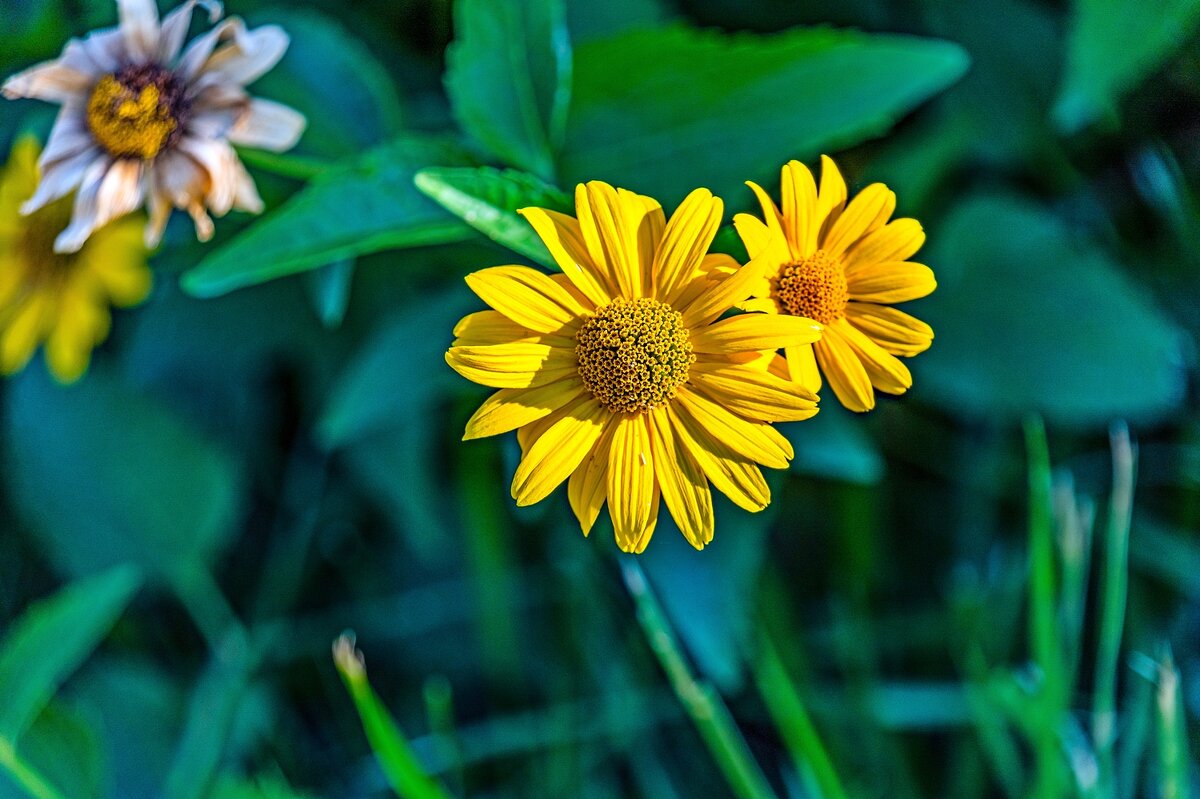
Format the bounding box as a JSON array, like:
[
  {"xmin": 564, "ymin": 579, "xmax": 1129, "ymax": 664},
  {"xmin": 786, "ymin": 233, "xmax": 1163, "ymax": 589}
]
[{"xmin": 1, "ymin": 0, "xmax": 1199, "ymax": 797}]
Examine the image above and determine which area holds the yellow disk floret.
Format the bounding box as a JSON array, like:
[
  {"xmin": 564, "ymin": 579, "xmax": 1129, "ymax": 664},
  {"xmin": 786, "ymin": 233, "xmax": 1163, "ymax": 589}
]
[
  {"xmin": 773, "ymin": 249, "xmax": 848, "ymax": 324},
  {"xmin": 86, "ymin": 74, "xmax": 179, "ymax": 159},
  {"xmin": 575, "ymin": 297, "xmax": 694, "ymax": 414}
]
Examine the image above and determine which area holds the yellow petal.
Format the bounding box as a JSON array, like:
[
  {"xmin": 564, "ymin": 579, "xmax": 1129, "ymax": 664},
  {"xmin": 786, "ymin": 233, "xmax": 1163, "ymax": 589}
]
[
  {"xmin": 833, "ymin": 319, "xmax": 912, "ymax": 395},
  {"xmin": 607, "ymin": 413, "xmax": 658, "ymax": 553},
  {"xmin": 733, "ymin": 212, "xmax": 790, "ymax": 269},
  {"xmin": 673, "ymin": 386, "xmax": 792, "ymax": 469},
  {"xmin": 465, "ymin": 265, "xmax": 586, "ymax": 334},
  {"xmin": 445, "ymin": 343, "xmax": 576, "ymax": 389},
  {"xmin": 845, "ymin": 303, "xmax": 933, "ymax": 356},
  {"xmin": 689, "ymin": 362, "xmax": 818, "ymax": 423},
  {"xmin": 582, "ymin": 181, "xmax": 641, "ymax": 298},
  {"xmin": 463, "ymin": 376, "xmax": 584, "ymax": 440},
  {"xmin": 785, "ymin": 344, "xmax": 822, "ymax": 393},
  {"xmin": 814, "ymin": 326, "xmax": 874, "ymax": 412},
  {"xmin": 821, "ymin": 183, "xmax": 891, "ymax": 256},
  {"xmin": 815, "ymin": 155, "xmax": 847, "ymax": 241},
  {"xmin": 866, "ymin": 188, "xmax": 896, "ymax": 235},
  {"xmin": 653, "ymin": 188, "xmax": 723, "ymax": 304},
  {"xmin": 568, "ymin": 420, "xmax": 615, "ymax": 536},
  {"xmin": 745, "ymin": 180, "xmax": 789, "ymax": 254},
  {"xmin": 690, "ymin": 312, "xmax": 822, "ymax": 353},
  {"xmin": 632, "ymin": 191, "xmax": 665, "ymax": 297},
  {"xmin": 781, "ymin": 160, "xmax": 818, "ymax": 256},
  {"xmin": 511, "ymin": 395, "xmax": 608, "ymax": 506},
  {"xmin": 452, "ymin": 310, "xmax": 536, "ymax": 346},
  {"xmin": 648, "ymin": 407, "xmax": 713, "ymax": 549},
  {"xmin": 666, "ymin": 401, "xmax": 770, "ymax": 512},
  {"xmin": 847, "ymin": 262, "xmax": 937, "ymax": 304},
  {"xmin": 45, "ymin": 293, "xmax": 108, "ymax": 384},
  {"xmin": 0, "ymin": 291, "xmax": 52, "ymax": 374},
  {"xmin": 843, "ymin": 218, "xmax": 925, "ymax": 272},
  {"xmin": 679, "ymin": 256, "xmax": 771, "ymax": 329},
  {"xmin": 518, "ymin": 206, "xmax": 612, "ymax": 307},
  {"xmin": 738, "ymin": 296, "xmax": 782, "ymax": 313}
]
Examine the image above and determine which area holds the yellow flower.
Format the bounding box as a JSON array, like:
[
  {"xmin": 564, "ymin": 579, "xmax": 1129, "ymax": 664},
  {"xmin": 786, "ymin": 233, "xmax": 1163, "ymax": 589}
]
[
  {"xmin": 0, "ymin": 136, "xmax": 151, "ymax": 383},
  {"xmin": 447, "ymin": 181, "xmax": 822, "ymax": 553},
  {"xmin": 734, "ymin": 157, "xmax": 936, "ymax": 412}
]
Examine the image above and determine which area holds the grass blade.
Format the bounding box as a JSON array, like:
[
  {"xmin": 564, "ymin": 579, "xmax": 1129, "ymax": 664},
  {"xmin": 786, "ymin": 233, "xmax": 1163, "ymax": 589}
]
[
  {"xmin": 333, "ymin": 634, "xmax": 453, "ymax": 799},
  {"xmin": 1155, "ymin": 648, "xmax": 1189, "ymax": 799}
]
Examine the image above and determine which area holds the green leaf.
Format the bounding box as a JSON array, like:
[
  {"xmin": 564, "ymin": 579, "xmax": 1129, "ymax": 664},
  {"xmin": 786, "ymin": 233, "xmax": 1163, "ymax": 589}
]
[
  {"xmin": 445, "ymin": 0, "xmax": 572, "ymax": 179},
  {"xmin": 1054, "ymin": 0, "xmax": 1200, "ymax": 133},
  {"xmin": 246, "ymin": 8, "xmax": 404, "ymax": 158},
  {"xmin": 915, "ymin": 195, "xmax": 1186, "ymax": 426},
  {"xmin": 181, "ymin": 136, "xmax": 476, "ymax": 298},
  {"xmin": 4, "ymin": 367, "xmax": 242, "ymax": 582},
  {"xmin": 561, "ymin": 25, "xmax": 969, "ymax": 204},
  {"xmin": 0, "ymin": 703, "xmax": 105, "ymax": 799},
  {"xmin": 414, "ymin": 167, "xmax": 572, "ymax": 268},
  {"xmin": 333, "ymin": 635, "xmax": 454, "ymax": 799},
  {"xmin": 0, "ymin": 566, "xmax": 141, "ymax": 744},
  {"xmin": 781, "ymin": 402, "xmax": 883, "ymax": 485},
  {"xmin": 209, "ymin": 774, "xmax": 316, "ymax": 799}
]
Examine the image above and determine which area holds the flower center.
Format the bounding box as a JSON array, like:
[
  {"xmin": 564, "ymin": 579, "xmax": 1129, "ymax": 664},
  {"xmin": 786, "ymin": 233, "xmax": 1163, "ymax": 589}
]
[
  {"xmin": 15, "ymin": 195, "xmax": 78, "ymax": 284},
  {"xmin": 773, "ymin": 249, "xmax": 849, "ymax": 324},
  {"xmin": 575, "ymin": 297, "xmax": 694, "ymax": 414},
  {"xmin": 86, "ymin": 65, "xmax": 187, "ymax": 159}
]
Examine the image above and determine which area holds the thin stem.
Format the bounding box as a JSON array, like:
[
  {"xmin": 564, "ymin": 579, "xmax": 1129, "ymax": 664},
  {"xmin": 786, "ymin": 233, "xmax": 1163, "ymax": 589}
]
[
  {"xmin": 621, "ymin": 559, "xmax": 776, "ymax": 799},
  {"xmin": 752, "ymin": 633, "xmax": 849, "ymax": 799}
]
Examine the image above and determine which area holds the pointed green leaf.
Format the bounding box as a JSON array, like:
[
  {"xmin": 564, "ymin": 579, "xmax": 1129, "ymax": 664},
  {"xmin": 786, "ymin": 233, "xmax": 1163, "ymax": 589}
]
[{"xmin": 181, "ymin": 137, "xmax": 476, "ymax": 298}]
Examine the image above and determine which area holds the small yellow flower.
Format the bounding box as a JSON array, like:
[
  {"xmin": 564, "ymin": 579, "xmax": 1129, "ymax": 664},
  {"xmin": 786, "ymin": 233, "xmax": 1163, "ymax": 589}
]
[
  {"xmin": 0, "ymin": 136, "xmax": 151, "ymax": 383},
  {"xmin": 734, "ymin": 157, "xmax": 936, "ymax": 412},
  {"xmin": 447, "ymin": 181, "xmax": 822, "ymax": 553}
]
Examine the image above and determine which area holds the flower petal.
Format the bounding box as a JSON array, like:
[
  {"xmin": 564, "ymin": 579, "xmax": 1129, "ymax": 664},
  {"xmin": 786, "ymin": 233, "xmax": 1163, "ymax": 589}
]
[
  {"xmin": 607, "ymin": 413, "xmax": 658, "ymax": 553},
  {"xmin": 690, "ymin": 312, "xmax": 822, "ymax": 353},
  {"xmin": 814, "ymin": 325, "xmax": 874, "ymax": 412},
  {"xmin": 745, "ymin": 180, "xmax": 788, "ymax": 251},
  {"xmin": 653, "ymin": 187, "xmax": 723, "ymax": 304},
  {"xmin": 673, "ymin": 386, "xmax": 792, "ymax": 469},
  {"xmin": 118, "ymin": 0, "xmax": 161, "ymax": 63},
  {"xmin": 0, "ymin": 291, "xmax": 53, "ymax": 375},
  {"xmin": 463, "ymin": 377, "xmax": 584, "ymax": 440},
  {"xmin": 580, "ymin": 181, "xmax": 643, "ymax": 298},
  {"xmin": 781, "ymin": 160, "xmax": 818, "ymax": 256},
  {"xmin": 568, "ymin": 420, "xmax": 615, "ymax": 536},
  {"xmin": 199, "ymin": 22, "xmax": 290, "ymax": 86},
  {"xmin": 688, "ymin": 362, "xmax": 818, "ymax": 423},
  {"xmin": 159, "ymin": 0, "xmax": 222, "ymax": 63},
  {"xmin": 511, "ymin": 395, "xmax": 608, "ymax": 507},
  {"xmin": 847, "ymin": 262, "xmax": 937, "ymax": 304},
  {"xmin": 45, "ymin": 282, "xmax": 109, "ymax": 384},
  {"xmin": 843, "ymin": 218, "xmax": 925, "ymax": 272},
  {"xmin": 648, "ymin": 407, "xmax": 713, "ymax": 549},
  {"xmin": 815, "ymin": 154, "xmax": 847, "ymax": 240},
  {"xmin": 465, "ymin": 265, "xmax": 586, "ymax": 334},
  {"xmin": 518, "ymin": 206, "xmax": 612, "ymax": 306},
  {"xmin": 1, "ymin": 57, "xmax": 94, "ymax": 103},
  {"xmin": 666, "ymin": 401, "xmax": 770, "ymax": 512},
  {"xmin": 445, "ymin": 343, "xmax": 576, "ymax": 389},
  {"xmin": 821, "ymin": 183, "xmax": 891, "ymax": 256},
  {"xmin": 678, "ymin": 255, "xmax": 770, "ymax": 329},
  {"xmin": 452, "ymin": 310, "xmax": 536, "ymax": 346},
  {"xmin": 227, "ymin": 98, "xmax": 306, "ymax": 152},
  {"xmin": 844, "ymin": 303, "xmax": 933, "ymax": 356},
  {"xmin": 832, "ymin": 319, "xmax": 912, "ymax": 395},
  {"xmin": 785, "ymin": 344, "xmax": 822, "ymax": 393}
]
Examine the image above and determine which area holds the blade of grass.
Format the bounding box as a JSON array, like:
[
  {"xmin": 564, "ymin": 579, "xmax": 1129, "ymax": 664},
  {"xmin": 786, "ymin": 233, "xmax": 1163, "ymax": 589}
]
[
  {"xmin": 0, "ymin": 738, "xmax": 67, "ymax": 799},
  {"xmin": 332, "ymin": 634, "xmax": 453, "ymax": 799},
  {"xmin": 1093, "ymin": 422, "xmax": 1136, "ymax": 799},
  {"xmin": 620, "ymin": 559, "xmax": 777, "ymax": 799},
  {"xmin": 1023, "ymin": 417, "xmax": 1068, "ymax": 799},
  {"xmin": 1154, "ymin": 648, "xmax": 1189, "ymax": 799},
  {"xmin": 1117, "ymin": 654, "xmax": 1156, "ymax": 799},
  {"xmin": 752, "ymin": 633, "xmax": 849, "ymax": 799}
]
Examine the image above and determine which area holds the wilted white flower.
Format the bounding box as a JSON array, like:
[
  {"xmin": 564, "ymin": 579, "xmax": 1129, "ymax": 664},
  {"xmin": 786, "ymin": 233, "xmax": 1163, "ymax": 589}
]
[{"xmin": 2, "ymin": 0, "xmax": 306, "ymax": 252}]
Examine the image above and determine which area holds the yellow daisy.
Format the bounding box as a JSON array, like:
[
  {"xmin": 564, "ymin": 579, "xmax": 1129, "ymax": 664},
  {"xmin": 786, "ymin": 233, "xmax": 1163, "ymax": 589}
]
[
  {"xmin": 0, "ymin": 135, "xmax": 151, "ymax": 383},
  {"xmin": 446, "ymin": 181, "xmax": 823, "ymax": 553},
  {"xmin": 734, "ymin": 156, "xmax": 936, "ymax": 412}
]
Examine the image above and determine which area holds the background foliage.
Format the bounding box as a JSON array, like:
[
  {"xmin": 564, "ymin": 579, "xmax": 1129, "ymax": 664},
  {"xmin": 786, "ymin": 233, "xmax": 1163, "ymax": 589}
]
[{"xmin": 1, "ymin": 0, "xmax": 1199, "ymax": 797}]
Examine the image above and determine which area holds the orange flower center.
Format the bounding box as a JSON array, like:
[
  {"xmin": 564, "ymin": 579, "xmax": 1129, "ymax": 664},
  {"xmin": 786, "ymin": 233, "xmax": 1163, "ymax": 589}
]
[
  {"xmin": 773, "ymin": 249, "xmax": 848, "ymax": 324},
  {"xmin": 575, "ymin": 297, "xmax": 694, "ymax": 414},
  {"xmin": 86, "ymin": 65, "xmax": 187, "ymax": 159}
]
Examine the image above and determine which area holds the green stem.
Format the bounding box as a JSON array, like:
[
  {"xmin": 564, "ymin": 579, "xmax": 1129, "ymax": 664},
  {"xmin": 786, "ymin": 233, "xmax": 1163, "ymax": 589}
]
[
  {"xmin": 1093, "ymin": 423, "xmax": 1135, "ymax": 798},
  {"xmin": 752, "ymin": 634, "xmax": 849, "ymax": 799},
  {"xmin": 0, "ymin": 737, "xmax": 66, "ymax": 799},
  {"xmin": 621, "ymin": 559, "xmax": 776, "ymax": 799},
  {"xmin": 235, "ymin": 147, "xmax": 330, "ymax": 181}
]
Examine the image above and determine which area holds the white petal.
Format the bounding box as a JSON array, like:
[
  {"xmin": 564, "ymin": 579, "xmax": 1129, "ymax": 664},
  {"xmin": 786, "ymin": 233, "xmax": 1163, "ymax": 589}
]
[
  {"xmin": 199, "ymin": 22, "xmax": 289, "ymax": 86},
  {"xmin": 231, "ymin": 160, "xmax": 262, "ymax": 213},
  {"xmin": 40, "ymin": 104, "xmax": 93, "ymax": 168},
  {"xmin": 54, "ymin": 155, "xmax": 115, "ymax": 253},
  {"xmin": 78, "ymin": 27, "xmax": 130, "ymax": 73},
  {"xmin": 21, "ymin": 146, "xmax": 102, "ymax": 215},
  {"xmin": 1, "ymin": 58, "xmax": 93, "ymax": 103},
  {"xmin": 228, "ymin": 98, "xmax": 305, "ymax": 151},
  {"xmin": 177, "ymin": 136, "xmax": 240, "ymax": 215},
  {"xmin": 143, "ymin": 179, "xmax": 173, "ymax": 247},
  {"xmin": 118, "ymin": 0, "xmax": 161, "ymax": 63},
  {"xmin": 159, "ymin": 0, "xmax": 223, "ymax": 63},
  {"xmin": 155, "ymin": 150, "xmax": 206, "ymax": 206}
]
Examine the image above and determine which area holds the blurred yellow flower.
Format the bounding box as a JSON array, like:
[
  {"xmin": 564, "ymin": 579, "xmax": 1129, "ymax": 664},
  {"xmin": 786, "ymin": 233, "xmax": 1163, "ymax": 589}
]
[
  {"xmin": 447, "ymin": 181, "xmax": 822, "ymax": 553},
  {"xmin": 0, "ymin": 136, "xmax": 151, "ymax": 383},
  {"xmin": 735, "ymin": 157, "xmax": 936, "ymax": 412}
]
